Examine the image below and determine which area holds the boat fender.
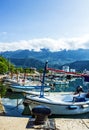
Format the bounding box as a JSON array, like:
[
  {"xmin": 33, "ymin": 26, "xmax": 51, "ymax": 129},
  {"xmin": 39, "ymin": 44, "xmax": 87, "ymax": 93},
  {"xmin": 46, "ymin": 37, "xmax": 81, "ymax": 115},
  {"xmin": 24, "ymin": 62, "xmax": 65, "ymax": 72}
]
[
  {"xmin": 68, "ymin": 105, "xmax": 77, "ymax": 110},
  {"xmin": 81, "ymin": 104, "xmax": 89, "ymax": 108}
]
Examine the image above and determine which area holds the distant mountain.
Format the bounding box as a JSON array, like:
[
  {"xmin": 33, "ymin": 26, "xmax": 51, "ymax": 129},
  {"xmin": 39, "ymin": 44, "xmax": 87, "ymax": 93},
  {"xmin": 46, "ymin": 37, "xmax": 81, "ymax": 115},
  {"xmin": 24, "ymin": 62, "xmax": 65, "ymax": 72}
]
[
  {"xmin": 1, "ymin": 48, "xmax": 89, "ymax": 70},
  {"xmin": 10, "ymin": 58, "xmax": 44, "ymax": 69}
]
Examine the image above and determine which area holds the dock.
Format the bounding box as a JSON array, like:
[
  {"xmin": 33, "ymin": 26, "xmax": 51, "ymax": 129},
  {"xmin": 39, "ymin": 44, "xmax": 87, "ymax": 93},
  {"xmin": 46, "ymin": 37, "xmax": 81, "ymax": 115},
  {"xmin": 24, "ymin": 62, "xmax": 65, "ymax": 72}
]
[{"xmin": 0, "ymin": 116, "xmax": 89, "ymax": 130}]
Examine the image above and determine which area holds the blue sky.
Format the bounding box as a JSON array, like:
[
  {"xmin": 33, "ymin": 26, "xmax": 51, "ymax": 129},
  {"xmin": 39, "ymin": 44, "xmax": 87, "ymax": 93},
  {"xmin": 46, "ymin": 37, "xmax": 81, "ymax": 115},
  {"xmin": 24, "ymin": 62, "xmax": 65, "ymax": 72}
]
[{"xmin": 0, "ymin": 0, "xmax": 89, "ymax": 51}]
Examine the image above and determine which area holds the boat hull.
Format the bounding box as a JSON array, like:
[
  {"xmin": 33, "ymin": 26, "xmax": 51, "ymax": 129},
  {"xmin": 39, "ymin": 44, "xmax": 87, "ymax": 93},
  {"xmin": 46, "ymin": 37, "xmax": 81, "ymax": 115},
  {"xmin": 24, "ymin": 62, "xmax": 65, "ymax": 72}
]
[
  {"xmin": 9, "ymin": 85, "xmax": 50, "ymax": 93},
  {"xmin": 25, "ymin": 93, "xmax": 89, "ymax": 115}
]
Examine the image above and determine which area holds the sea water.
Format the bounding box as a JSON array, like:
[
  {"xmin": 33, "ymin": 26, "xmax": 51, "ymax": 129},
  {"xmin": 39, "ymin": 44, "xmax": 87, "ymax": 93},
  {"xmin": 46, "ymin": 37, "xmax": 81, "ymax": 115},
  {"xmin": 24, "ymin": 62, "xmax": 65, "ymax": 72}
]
[
  {"xmin": 2, "ymin": 98, "xmax": 24, "ymax": 117},
  {"xmin": 2, "ymin": 92, "xmax": 32, "ymax": 117}
]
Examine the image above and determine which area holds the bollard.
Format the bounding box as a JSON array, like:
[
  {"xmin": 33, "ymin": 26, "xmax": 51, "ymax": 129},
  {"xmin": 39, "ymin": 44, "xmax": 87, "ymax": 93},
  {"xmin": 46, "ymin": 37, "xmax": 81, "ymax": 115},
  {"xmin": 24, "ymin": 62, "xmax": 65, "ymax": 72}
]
[{"xmin": 32, "ymin": 105, "xmax": 51, "ymax": 125}]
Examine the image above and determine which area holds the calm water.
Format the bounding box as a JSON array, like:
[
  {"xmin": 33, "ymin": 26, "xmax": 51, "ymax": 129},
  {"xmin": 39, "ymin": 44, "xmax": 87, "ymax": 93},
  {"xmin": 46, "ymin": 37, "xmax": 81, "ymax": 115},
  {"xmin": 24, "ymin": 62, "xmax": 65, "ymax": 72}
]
[
  {"xmin": 2, "ymin": 98, "xmax": 24, "ymax": 117},
  {"xmin": 1, "ymin": 78, "xmax": 89, "ymax": 118}
]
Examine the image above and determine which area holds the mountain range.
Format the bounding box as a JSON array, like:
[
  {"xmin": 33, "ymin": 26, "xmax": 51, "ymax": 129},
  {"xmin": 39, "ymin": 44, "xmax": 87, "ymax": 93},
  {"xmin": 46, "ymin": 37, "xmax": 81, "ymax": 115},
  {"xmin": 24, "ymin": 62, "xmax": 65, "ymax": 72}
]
[{"xmin": 0, "ymin": 48, "xmax": 89, "ymax": 71}]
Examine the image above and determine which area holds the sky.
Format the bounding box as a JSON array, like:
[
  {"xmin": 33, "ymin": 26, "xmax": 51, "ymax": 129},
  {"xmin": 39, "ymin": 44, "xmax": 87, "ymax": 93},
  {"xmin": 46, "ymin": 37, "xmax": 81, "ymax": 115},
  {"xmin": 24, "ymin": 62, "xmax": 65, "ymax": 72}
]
[{"xmin": 0, "ymin": 0, "xmax": 89, "ymax": 52}]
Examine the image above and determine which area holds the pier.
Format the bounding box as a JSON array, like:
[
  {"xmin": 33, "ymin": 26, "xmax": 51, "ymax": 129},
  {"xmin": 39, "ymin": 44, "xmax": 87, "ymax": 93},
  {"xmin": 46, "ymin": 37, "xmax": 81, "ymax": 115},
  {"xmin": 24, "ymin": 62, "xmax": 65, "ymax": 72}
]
[{"xmin": 0, "ymin": 116, "xmax": 89, "ymax": 130}]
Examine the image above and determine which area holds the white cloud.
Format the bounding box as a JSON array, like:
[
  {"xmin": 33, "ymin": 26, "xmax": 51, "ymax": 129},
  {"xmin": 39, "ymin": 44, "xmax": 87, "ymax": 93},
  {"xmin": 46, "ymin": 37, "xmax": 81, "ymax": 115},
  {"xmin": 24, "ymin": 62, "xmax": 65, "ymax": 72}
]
[
  {"xmin": 0, "ymin": 32, "xmax": 7, "ymax": 36},
  {"xmin": 0, "ymin": 34, "xmax": 89, "ymax": 52}
]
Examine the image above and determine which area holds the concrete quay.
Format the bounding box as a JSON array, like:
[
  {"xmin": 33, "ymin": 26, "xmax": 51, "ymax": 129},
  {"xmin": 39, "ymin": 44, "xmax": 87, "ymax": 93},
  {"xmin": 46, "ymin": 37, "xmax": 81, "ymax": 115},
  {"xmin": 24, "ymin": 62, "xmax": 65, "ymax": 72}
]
[{"xmin": 0, "ymin": 116, "xmax": 89, "ymax": 130}]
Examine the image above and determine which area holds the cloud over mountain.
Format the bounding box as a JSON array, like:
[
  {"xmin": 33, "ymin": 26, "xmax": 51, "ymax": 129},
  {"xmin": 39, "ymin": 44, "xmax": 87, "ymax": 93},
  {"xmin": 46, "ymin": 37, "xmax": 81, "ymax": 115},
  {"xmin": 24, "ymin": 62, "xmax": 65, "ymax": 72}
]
[{"xmin": 0, "ymin": 34, "xmax": 89, "ymax": 52}]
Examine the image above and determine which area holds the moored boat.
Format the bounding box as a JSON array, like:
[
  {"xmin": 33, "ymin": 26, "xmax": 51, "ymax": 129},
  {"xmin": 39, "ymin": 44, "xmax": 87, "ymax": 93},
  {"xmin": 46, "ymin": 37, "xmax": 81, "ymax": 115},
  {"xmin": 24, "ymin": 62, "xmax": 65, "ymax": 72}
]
[
  {"xmin": 8, "ymin": 85, "xmax": 50, "ymax": 93},
  {"xmin": 24, "ymin": 92, "xmax": 89, "ymax": 115}
]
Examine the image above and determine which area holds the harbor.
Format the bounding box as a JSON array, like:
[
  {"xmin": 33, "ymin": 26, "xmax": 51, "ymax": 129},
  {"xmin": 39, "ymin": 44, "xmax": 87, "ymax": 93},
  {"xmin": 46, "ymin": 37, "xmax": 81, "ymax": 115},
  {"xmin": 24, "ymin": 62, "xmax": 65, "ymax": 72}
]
[
  {"xmin": 1, "ymin": 66, "xmax": 89, "ymax": 129},
  {"xmin": 1, "ymin": 0, "xmax": 89, "ymax": 129}
]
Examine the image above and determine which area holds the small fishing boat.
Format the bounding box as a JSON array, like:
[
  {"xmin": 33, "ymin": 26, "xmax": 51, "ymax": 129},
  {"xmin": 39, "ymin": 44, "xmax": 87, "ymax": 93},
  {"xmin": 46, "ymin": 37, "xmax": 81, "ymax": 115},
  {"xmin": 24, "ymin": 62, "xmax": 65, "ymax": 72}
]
[
  {"xmin": 3, "ymin": 76, "xmax": 32, "ymax": 86},
  {"xmin": 25, "ymin": 92, "xmax": 89, "ymax": 115},
  {"xmin": 50, "ymin": 79, "xmax": 69, "ymax": 85},
  {"xmin": 24, "ymin": 61, "xmax": 89, "ymax": 115},
  {"xmin": 4, "ymin": 73, "xmax": 50, "ymax": 93},
  {"xmin": 9, "ymin": 85, "xmax": 50, "ymax": 93}
]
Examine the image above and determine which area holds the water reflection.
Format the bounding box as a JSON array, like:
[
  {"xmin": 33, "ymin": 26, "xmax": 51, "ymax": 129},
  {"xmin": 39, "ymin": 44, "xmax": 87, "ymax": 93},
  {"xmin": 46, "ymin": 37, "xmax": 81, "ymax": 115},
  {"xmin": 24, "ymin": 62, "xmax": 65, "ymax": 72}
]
[
  {"xmin": 2, "ymin": 92, "xmax": 31, "ymax": 117},
  {"xmin": 2, "ymin": 98, "xmax": 24, "ymax": 117}
]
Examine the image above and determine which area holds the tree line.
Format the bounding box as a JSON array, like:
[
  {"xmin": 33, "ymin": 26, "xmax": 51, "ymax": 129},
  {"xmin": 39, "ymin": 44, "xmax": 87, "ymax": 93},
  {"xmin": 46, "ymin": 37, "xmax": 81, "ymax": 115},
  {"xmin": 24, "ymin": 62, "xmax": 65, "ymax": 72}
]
[{"xmin": 0, "ymin": 56, "xmax": 35, "ymax": 74}]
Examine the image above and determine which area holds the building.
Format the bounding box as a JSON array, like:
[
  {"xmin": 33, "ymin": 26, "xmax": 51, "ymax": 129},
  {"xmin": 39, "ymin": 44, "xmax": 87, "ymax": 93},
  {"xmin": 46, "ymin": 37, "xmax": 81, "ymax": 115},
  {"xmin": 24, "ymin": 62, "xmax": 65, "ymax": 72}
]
[{"xmin": 62, "ymin": 66, "xmax": 69, "ymax": 72}]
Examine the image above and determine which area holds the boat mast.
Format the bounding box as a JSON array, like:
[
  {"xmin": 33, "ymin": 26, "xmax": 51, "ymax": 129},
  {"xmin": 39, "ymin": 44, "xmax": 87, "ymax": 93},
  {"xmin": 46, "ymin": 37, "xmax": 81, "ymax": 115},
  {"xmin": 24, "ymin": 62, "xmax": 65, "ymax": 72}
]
[{"xmin": 40, "ymin": 61, "xmax": 48, "ymax": 98}]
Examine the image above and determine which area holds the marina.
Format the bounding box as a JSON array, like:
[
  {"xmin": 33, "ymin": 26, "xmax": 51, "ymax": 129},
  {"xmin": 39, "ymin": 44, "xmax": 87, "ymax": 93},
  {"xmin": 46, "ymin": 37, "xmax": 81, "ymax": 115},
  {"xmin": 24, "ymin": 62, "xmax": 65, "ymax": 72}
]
[
  {"xmin": 1, "ymin": 70, "xmax": 89, "ymax": 117},
  {"xmin": 1, "ymin": 65, "xmax": 89, "ymax": 129},
  {"xmin": 1, "ymin": 0, "xmax": 89, "ymax": 129},
  {"xmin": 22, "ymin": 62, "xmax": 89, "ymax": 116}
]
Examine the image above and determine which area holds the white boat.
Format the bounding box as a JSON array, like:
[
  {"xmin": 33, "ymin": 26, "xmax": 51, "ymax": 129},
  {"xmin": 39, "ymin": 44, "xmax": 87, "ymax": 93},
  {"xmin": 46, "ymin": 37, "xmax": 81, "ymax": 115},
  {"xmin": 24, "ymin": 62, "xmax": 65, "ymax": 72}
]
[
  {"xmin": 3, "ymin": 77, "xmax": 21, "ymax": 86},
  {"xmin": 25, "ymin": 92, "xmax": 89, "ymax": 115},
  {"xmin": 9, "ymin": 85, "xmax": 50, "ymax": 93},
  {"xmin": 3, "ymin": 77, "xmax": 32, "ymax": 86},
  {"xmin": 50, "ymin": 80, "xmax": 69, "ymax": 85},
  {"xmin": 4, "ymin": 75, "xmax": 50, "ymax": 92},
  {"xmin": 51, "ymin": 77, "xmax": 69, "ymax": 85}
]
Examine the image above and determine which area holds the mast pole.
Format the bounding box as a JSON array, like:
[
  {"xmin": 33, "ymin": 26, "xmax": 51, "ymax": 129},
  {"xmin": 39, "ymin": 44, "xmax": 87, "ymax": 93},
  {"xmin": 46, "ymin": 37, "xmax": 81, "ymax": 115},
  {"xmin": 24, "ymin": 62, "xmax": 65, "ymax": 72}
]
[{"xmin": 40, "ymin": 61, "xmax": 48, "ymax": 98}]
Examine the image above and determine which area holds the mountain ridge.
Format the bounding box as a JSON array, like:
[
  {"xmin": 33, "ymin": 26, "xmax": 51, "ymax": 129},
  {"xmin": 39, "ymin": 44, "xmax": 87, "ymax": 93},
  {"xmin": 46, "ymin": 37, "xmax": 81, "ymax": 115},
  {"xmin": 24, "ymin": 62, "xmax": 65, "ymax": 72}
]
[{"xmin": 0, "ymin": 48, "xmax": 89, "ymax": 71}]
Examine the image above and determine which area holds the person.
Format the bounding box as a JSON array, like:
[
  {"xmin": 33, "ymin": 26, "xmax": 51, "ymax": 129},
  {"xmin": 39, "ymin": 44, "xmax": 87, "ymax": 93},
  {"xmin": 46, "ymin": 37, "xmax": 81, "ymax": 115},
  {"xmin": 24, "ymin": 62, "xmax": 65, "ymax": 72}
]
[
  {"xmin": 74, "ymin": 85, "xmax": 84, "ymax": 95},
  {"xmin": 86, "ymin": 90, "xmax": 89, "ymax": 98}
]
